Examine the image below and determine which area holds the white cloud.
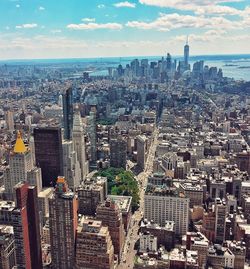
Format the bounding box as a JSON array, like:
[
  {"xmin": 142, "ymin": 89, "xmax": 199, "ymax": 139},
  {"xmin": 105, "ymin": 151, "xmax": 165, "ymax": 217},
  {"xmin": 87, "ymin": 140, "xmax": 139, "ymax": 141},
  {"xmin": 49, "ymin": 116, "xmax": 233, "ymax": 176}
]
[
  {"xmin": 173, "ymin": 29, "xmax": 227, "ymax": 43},
  {"xmin": 0, "ymin": 32, "xmax": 250, "ymax": 59},
  {"xmin": 67, "ymin": 22, "xmax": 123, "ymax": 30},
  {"xmin": 126, "ymin": 13, "xmax": 243, "ymax": 31},
  {"xmin": 97, "ymin": 4, "xmax": 105, "ymax": 8},
  {"xmin": 51, "ymin": 29, "xmax": 62, "ymax": 34},
  {"xmin": 39, "ymin": 6, "xmax": 45, "ymax": 11},
  {"xmin": 139, "ymin": 0, "xmax": 242, "ymax": 10},
  {"xmin": 114, "ymin": 1, "xmax": 136, "ymax": 8},
  {"xmin": 195, "ymin": 5, "xmax": 243, "ymax": 15},
  {"xmin": 82, "ymin": 18, "xmax": 96, "ymax": 22},
  {"xmin": 16, "ymin": 23, "xmax": 38, "ymax": 29}
]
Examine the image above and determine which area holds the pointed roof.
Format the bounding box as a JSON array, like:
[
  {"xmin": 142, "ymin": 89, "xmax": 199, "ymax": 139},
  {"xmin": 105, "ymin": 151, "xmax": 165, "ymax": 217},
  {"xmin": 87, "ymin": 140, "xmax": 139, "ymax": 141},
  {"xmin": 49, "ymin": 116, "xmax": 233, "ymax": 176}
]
[{"xmin": 14, "ymin": 131, "xmax": 27, "ymax": 154}]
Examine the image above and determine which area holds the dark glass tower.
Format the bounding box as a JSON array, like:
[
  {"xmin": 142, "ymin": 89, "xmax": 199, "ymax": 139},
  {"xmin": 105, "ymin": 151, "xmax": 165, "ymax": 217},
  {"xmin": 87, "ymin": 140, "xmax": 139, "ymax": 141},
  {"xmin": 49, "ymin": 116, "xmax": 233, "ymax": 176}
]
[
  {"xmin": 63, "ymin": 87, "xmax": 73, "ymax": 140},
  {"xmin": 33, "ymin": 127, "xmax": 63, "ymax": 187}
]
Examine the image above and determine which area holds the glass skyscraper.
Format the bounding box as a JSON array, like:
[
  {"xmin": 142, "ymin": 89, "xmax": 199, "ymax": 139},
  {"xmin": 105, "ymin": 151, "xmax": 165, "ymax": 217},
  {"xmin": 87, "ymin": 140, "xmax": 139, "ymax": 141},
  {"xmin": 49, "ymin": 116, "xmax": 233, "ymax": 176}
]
[{"xmin": 63, "ymin": 87, "xmax": 73, "ymax": 140}]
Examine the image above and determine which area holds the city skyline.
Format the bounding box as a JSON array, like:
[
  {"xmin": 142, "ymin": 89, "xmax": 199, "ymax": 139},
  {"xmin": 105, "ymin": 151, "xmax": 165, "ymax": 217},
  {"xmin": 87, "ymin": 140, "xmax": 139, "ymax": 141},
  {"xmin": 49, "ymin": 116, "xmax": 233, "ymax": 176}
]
[{"xmin": 0, "ymin": 0, "xmax": 250, "ymax": 59}]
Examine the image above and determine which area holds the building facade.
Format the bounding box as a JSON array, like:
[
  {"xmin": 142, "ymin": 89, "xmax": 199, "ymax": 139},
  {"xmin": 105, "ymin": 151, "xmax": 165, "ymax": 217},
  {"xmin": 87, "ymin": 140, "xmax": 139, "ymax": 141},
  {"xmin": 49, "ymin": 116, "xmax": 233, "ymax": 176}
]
[
  {"xmin": 75, "ymin": 219, "xmax": 114, "ymax": 269},
  {"xmin": 144, "ymin": 184, "xmax": 189, "ymax": 236},
  {"xmin": 49, "ymin": 177, "xmax": 78, "ymax": 269},
  {"xmin": 34, "ymin": 127, "xmax": 63, "ymax": 187},
  {"xmin": 96, "ymin": 199, "xmax": 125, "ymax": 259}
]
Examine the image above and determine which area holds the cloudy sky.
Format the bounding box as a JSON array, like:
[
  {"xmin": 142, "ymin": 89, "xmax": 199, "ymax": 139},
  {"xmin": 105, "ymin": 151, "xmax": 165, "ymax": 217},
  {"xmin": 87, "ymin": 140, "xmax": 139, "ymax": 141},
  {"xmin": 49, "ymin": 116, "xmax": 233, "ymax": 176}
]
[{"xmin": 0, "ymin": 0, "xmax": 250, "ymax": 59}]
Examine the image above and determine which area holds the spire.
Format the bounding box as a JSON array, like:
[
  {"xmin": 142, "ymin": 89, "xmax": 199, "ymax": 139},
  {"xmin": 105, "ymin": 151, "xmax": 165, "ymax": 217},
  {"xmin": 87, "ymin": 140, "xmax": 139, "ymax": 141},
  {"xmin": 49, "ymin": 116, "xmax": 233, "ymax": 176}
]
[{"xmin": 13, "ymin": 131, "xmax": 27, "ymax": 154}]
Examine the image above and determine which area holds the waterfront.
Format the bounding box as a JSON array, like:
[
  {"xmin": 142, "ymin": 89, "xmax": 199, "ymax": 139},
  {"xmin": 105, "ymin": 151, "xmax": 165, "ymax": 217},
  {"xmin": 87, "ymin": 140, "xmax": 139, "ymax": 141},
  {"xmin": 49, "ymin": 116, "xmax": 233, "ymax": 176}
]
[{"xmin": 1, "ymin": 54, "xmax": 249, "ymax": 81}]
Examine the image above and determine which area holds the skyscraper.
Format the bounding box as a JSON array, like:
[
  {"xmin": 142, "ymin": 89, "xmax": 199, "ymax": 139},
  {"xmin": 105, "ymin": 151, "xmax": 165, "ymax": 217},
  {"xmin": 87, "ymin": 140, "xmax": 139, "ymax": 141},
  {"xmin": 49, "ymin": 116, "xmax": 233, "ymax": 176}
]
[
  {"xmin": 72, "ymin": 110, "xmax": 88, "ymax": 178},
  {"xmin": 86, "ymin": 110, "xmax": 97, "ymax": 162},
  {"xmin": 4, "ymin": 131, "xmax": 42, "ymax": 199},
  {"xmin": 166, "ymin": 53, "xmax": 172, "ymax": 71},
  {"xmin": 0, "ymin": 183, "xmax": 43, "ymax": 269},
  {"xmin": 14, "ymin": 183, "xmax": 43, "ymax": 269},
  {"xmin": 49, "ymin": 177, "xmax": 78, "ymax": 269},
  {"xmin": 63, "ymin": 87, "xmax": 73, "ymax": 140},
  {"xmin": 33, "ymin": 127, "xmax": 63, "ymax": 187},
  {"xmin": 184, "ymin": 37, "xmax": 190, "ymax": 69},
  {"xmin": 62, "ymin": 140, "xmax": 81, "ymax": 191},
  {"xmin": 5, "ymin": 110, "xmax": 14, "ymax": 132},
  {"xmin": 137, "ymin": 135, "xmax": 147, "ymax": 170},
  {"xmin": 215, "ymin": 198, "xmax": 226, "ymax": 244},
  {"xmin": 110, "ymin": 137, "xmax": 127, "ymax": 169}
]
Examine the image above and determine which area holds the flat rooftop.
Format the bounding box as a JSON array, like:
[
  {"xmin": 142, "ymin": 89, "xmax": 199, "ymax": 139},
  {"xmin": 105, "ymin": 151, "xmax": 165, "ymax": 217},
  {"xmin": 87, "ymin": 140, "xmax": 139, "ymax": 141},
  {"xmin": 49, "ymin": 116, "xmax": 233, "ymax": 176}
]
[{"xmin": 107, "ymin": 195, "xmax": 132, "ymax": 213}]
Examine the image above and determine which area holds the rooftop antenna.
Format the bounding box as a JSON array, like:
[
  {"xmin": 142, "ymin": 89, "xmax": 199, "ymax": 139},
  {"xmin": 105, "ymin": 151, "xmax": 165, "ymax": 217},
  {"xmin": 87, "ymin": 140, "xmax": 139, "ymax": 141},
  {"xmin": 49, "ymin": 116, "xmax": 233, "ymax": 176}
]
[{"xmin": 186, "ymin": 35, "xmax": 189, "ymax": 45}]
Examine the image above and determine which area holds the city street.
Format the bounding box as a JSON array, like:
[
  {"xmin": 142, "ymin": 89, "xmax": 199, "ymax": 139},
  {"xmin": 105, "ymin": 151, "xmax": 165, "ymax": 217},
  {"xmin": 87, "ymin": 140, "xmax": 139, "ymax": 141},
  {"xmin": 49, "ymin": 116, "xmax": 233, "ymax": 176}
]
[{"xmin": 118, "ymin": 128, "xmax": 159, "ymax": 269}]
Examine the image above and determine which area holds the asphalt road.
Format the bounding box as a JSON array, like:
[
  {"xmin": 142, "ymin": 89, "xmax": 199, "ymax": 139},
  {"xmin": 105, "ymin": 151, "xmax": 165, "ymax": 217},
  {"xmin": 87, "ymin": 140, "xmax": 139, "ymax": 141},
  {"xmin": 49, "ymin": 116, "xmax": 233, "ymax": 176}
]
[{"xmin": 118, "ymin": 128, "xmax": 159, "ymax": 269}]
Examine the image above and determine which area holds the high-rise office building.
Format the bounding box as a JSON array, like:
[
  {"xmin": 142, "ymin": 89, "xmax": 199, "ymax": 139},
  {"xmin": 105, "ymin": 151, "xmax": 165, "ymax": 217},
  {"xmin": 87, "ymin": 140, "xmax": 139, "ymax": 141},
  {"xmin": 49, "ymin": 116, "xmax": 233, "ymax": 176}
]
[
  {"xmin": 96, "ymin": 199, "xmax": 125, "ymax": 259},
  {"xmin": 184, "ymin": 38, "xmax": 190, "ymax": 69},
  {"xmin": 49, "ymin": 177, "xmax": 77, "ymax": 269},
  {"xmin": 0, "ymin": 183, "xmax": 43, "ymax": 269},
  {"xmin": 62, "ymin": 140, "xmax": 81, "ymax": 191},
  {"xmin": 4, "ymin": 131, "xmax": 42, "ymax": 199},
  {"xmin": 75, "ymin": 218, "xmax": 115, "ymax": 269},
  {"xmin": 86, "ymin": 110, "xmax": 97, "ymax": 162},
  {"xmin": 38, "ymin": 187, "xmax": 54, "ymax": 227},
  {"xmin": 215, "ymin": 198, "xmax": 226, "ymax": 244},
  {"xmin": 63, "ymin": 87, "xmax": 73, "ymax": 140},
  {"xmin": 34, "ymin": 127, "xmax": 63, "ymax": 187},
  {"xmin": 137, "ymin": 135, "xmax": 147, "ymax": 170},
  {"xmin": 110, "ymin": 137, "xmax": 127, "ymax": 169},
  {"xmin": 5, "ymin": 110, "xmax": 14, "ymax": 132},
  {"xmin": 14, "ymin": 183, "xmax": 43, "ymax": 269},
  {"xmin": 72, "ymin": 110, "xmax": 88, "ymax": 178},
  {"xmin": 166, "ymin": 53, "xmax": 172, "ymax": 71}
]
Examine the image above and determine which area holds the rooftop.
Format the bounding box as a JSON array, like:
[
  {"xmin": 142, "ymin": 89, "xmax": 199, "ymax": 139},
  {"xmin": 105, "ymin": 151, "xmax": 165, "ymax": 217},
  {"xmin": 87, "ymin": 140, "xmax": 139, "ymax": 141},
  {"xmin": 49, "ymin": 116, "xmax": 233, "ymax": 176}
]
[
  {"xmin": 141, "ymin": 219, "xmax": 175, "ymax": 232},
  {"xmin": 107, "ymin": 195, "xmax": 132, "ymax": 213},
  {"xmin": 145, "ymin": 183, "xmax": 186, "ymax": 198}
]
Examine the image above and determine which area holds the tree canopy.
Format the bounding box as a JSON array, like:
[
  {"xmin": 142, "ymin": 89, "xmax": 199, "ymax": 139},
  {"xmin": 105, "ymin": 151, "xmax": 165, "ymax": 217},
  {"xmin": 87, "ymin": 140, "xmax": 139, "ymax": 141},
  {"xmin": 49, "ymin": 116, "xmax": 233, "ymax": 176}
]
[{"xmin": 95, "ymin": 167, "xmax": 140, "ymax": 211}]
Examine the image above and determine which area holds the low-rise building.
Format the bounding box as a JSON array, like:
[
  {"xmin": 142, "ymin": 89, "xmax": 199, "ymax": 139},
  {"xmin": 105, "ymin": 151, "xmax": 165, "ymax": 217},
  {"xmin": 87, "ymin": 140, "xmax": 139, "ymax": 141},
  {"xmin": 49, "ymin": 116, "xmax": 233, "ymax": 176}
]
[
  {"xmin": 207, "ymin": 245, "xmax": 234, "ymax": 269},
  {"xmin": 179, "ymin": 182, "xmax": 203, "ymax": 207}
]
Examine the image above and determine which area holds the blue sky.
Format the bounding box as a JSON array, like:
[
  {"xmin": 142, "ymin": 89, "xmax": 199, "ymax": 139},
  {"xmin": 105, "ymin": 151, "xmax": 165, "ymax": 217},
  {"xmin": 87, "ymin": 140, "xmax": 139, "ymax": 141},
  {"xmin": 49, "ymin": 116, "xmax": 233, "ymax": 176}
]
[{"xmin": 0, "ymin": 0, "xmax": 249, "ymax": 59}]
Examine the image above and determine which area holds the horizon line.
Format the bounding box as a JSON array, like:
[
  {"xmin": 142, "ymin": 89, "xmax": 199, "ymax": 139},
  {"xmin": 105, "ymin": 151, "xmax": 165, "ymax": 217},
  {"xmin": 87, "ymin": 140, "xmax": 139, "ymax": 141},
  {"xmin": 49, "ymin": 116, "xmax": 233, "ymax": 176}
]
[{"xmin": 1, "ymin": 53, "xmax": 250, "ymax": 63}]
